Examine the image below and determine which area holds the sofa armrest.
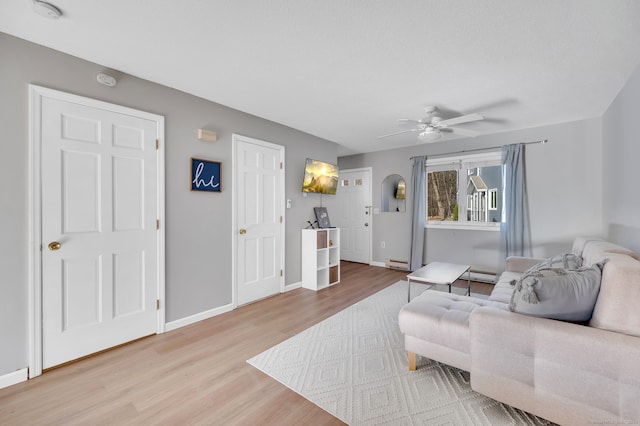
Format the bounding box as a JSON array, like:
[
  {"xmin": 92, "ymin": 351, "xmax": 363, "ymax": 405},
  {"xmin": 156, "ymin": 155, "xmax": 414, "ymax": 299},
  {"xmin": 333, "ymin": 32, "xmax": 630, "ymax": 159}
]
[
  {"xmin": 469, "ymin": 308, "xmax": 640, "ymax": 425},
  {"xmin": 504, "ymin": 256, "xmax": 545, "ymax": 273}
]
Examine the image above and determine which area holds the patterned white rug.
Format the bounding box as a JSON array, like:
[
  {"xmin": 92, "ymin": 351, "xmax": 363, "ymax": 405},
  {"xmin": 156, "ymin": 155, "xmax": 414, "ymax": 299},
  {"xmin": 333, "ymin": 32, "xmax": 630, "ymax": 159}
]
[{"xmin": 247, "ymin": 281, "xmax": 552, "ymax": 425}]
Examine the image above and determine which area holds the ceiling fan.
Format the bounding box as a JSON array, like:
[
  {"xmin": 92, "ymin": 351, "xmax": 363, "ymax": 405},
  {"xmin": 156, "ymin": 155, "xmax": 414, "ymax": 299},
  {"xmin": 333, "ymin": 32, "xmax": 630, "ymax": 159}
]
[{"xmin": 378, "ymin": 106, "xmax": 484, "ymax": 142}]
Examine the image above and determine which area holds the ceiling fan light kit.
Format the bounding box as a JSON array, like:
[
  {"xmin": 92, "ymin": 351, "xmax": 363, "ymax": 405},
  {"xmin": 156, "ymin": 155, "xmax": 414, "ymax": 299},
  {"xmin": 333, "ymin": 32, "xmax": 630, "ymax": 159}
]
[
  {"xmin": 378, "ymin": 105, "xmax": 484, "ymax": 142},
  {"xmin": 418, "ymin": 129, "xmax": 442, "ymax": 142}
]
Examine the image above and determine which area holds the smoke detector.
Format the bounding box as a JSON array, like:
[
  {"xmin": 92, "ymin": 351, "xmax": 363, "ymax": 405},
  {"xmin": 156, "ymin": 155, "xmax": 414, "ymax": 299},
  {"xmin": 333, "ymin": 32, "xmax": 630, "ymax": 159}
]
[
  {"xmin": 97, "ymin": 73, "xmax": 117, "ymax": 87},
  {"xmin": 32, "ymin": 1, "xmax": 62, "ymax": 19}
]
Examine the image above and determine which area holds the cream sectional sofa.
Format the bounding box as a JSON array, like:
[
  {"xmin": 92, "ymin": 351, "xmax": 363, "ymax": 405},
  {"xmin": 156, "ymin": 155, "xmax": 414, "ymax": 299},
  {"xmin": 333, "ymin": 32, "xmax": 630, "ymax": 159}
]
[{"xmin": 398, "ymin": 238, "xmax": 640, "ymax": 425}]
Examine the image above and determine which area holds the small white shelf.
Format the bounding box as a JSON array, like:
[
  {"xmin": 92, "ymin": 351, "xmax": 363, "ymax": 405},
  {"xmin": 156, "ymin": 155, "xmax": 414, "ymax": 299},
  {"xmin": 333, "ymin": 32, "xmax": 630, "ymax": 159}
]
[{"xmin": 301, "ymin": 228, "xmax": 340, "ymax": 291}]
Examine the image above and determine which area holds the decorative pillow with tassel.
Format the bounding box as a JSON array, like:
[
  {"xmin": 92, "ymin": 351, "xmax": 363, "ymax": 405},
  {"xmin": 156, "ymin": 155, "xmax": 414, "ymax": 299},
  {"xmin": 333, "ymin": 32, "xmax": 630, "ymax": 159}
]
[
  {"xmin": 509, "ymin": 253, "xmax": 583, "ymax": 287},
  {"xmin": 525, "ymin": 253, "xmax": 584, "ymax": 273},
  {"xmin": 509, "ymin": 261, "xmax": 606, "ymax": 321}
]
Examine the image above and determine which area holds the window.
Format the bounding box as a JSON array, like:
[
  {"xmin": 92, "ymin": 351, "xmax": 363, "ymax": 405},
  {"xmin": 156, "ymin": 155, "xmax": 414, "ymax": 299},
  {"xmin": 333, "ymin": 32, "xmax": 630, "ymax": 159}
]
[
  {"xmin": 426, "ymin": 152, "xmax": 502, "ymax": 231},
  {"xmin": 489, "ymin": 188, "xmax": 498, "ymax": 210}
]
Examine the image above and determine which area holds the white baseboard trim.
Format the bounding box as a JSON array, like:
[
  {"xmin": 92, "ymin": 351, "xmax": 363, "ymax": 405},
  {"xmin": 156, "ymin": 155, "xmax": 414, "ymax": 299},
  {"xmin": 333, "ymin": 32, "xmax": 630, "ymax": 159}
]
[
  {"xmin": 370, "ymin": 261, "xmax": 386, "ymax": 268},
  {"xmin": 164, "ymin": 303, "xmax": 234, "ymax": 332},
  {"xmin": 0, "ymin": 368, "xmax": 28, "ymax": 390},
  {"xmin": 284, "ymin": 281, "xmax": 302, "ymax": 292}
]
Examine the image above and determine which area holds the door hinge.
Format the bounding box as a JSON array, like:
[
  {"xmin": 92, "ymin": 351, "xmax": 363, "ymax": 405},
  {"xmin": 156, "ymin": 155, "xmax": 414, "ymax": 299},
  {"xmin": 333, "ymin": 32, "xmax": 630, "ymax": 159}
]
[
  {"xmin": 280, "ymin": 270, "xmax": 283, "ymax": 277},
  {"xmin": 280, "ymin": 162, "xmax": 283, "ymax": 169},
  {"xmin": 156, "ymin": 299, "xmax": 160, "ymax": 310},
  {"xmin": 155, "ymin": 139, "xmax": 159, "ymax": 150},
  {"xmin": 156, "ymin": 219, "xmax": 160, "ymax": 230},
  {"xmin": 280, "ymin": 216, "xmax": 283, "ymax": 223}
]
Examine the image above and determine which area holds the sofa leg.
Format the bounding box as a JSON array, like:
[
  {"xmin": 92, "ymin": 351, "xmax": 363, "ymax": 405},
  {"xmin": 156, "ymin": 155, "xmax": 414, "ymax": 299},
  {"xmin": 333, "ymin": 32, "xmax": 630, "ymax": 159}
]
[{"xmin": 408, "ymin": 352, "xmax": 417, "ymax": 371}]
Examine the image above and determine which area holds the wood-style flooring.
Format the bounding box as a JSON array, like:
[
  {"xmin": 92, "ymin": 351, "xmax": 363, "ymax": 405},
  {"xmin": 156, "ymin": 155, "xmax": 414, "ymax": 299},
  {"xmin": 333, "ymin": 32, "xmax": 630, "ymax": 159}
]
[{"xmin": 0, "ymin": 262, "xmax": 493, "ymax": 425}]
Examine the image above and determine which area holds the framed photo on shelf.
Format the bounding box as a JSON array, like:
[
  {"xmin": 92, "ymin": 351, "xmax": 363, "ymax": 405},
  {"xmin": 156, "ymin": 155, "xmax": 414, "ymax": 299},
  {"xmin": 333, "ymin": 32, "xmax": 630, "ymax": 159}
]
[{"xmin": 314, "ymin": 207, "xmax": 332, "ymax": 228}]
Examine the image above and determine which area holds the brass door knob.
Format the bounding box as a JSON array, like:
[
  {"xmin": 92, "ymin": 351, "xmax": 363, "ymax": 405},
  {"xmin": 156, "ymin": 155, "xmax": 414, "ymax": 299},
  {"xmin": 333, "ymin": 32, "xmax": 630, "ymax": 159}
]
[
  {"xmin": 48, "ymin": 241, "xmax": 61, "ymax": 251},
  {"xmin": 239, "ymin": 229, "xmax": 247, "ymax": 235}
]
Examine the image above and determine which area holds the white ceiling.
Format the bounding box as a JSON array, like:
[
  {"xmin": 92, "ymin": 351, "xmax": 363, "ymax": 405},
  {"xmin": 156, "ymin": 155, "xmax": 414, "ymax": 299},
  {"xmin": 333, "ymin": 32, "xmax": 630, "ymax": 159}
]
[{"xmin": 2, "ymin": 1, "xmax": 640, "ymax": 156}]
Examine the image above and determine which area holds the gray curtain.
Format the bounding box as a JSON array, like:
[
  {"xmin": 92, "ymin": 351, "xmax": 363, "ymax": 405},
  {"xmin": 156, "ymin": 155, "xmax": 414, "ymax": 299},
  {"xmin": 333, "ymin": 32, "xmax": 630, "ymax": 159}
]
[
  {"xmin": 409, "ymin": 156, "xmax": 427, "ymax": 271},
  {"xmin": 500, "ymin": 144, "xmax": 531, "ymax": 269}
]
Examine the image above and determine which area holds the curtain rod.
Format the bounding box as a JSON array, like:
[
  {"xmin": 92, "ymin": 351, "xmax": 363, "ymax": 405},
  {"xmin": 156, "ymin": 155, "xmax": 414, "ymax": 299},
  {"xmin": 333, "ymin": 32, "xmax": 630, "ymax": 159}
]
[{"xmin": 409, "ymin": 139, "xmax": 548, "ymax": 160}]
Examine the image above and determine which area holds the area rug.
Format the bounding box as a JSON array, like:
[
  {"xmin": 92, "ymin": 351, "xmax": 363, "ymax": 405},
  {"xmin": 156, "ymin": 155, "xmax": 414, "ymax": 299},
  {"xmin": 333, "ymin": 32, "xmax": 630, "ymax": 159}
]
[{"xmin": 247, "ymin": 281, "xmax": 552, "ymax": 425}]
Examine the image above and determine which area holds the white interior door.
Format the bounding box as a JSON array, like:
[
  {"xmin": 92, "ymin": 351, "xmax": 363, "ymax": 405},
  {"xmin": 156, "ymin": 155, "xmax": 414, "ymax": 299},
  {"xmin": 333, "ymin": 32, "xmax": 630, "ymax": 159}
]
[
  {"xmin": 337, "ymin": 168, "xmax": 372, "ymax": 263},
  {"xmin": 33, "ymin": 86, "xmax": 163, "ymax": 370},
  {"xmin": 234, "ymin": 134, "xmax": 284, "ymax": 306}
]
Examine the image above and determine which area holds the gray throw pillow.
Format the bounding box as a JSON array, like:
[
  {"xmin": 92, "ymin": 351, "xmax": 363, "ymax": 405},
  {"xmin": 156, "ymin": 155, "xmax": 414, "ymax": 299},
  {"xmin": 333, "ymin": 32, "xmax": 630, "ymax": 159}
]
[
  {"xmin": 509, "ymin": 253, "xmax": 583, "ymax": 286},
  {"xmin": 509, "ymin": 262, "xmax": 605, "ymax": 321},
  {"xmin": 525, "ymin": 253, "xmax": 583, "ymax": 273}
]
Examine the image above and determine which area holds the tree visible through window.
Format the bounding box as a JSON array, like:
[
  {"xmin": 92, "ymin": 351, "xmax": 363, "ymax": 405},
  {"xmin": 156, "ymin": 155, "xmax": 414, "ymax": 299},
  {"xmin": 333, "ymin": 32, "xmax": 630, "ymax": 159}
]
[
  {"xmin": 426, "ymin": 152, "xmax": 503, "ymax": 228},
  {"xmin": 427, "ymin": 170, "xmax": 458, "ymax": 221}
]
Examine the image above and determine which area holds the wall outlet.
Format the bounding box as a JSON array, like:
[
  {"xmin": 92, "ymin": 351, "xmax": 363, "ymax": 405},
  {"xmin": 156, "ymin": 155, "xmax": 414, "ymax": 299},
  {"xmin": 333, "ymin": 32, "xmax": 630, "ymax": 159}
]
[{"xmin": 381, "ymin": 241, "xmax": 386, "ymax": 248}]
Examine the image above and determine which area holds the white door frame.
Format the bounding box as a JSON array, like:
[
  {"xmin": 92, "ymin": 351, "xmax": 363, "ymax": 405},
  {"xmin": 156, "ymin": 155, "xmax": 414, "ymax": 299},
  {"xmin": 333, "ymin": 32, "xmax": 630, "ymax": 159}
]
[
  {"xmin": 28, "ymin": 85, "xmax": 166, "ymax": 378},
  {"xmin": 340, "ymin": 167, "xmax": 373, "ymax": 265},
  {"xmin": 231, "ymin": 134, "xmax": 286, "ymax": 307}
]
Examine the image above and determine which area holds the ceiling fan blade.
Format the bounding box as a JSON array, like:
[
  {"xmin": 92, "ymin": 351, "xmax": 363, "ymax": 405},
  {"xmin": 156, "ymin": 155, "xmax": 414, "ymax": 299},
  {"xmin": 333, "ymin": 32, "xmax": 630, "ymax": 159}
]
[
  {"xmin": 448, "ymin": 126, "xmax": 480, "ymax": 137},
  {"xmin": 437, "ymin": 113, "xmax": 484, "ymax": 127},
  {"xmin": 377, "ymin": 128, "xmax": 417, "ymax": 139},
  {"xmin": 397, "ymin": 118, "xmax": 421, "ymax": 125}
]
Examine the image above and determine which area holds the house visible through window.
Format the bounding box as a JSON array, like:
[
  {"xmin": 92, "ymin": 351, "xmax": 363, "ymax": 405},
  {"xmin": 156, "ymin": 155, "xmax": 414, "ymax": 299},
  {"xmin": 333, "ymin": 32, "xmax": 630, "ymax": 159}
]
[{"xmin": 426, "ymin": 152, "xmax": 502, "ymax": 230}]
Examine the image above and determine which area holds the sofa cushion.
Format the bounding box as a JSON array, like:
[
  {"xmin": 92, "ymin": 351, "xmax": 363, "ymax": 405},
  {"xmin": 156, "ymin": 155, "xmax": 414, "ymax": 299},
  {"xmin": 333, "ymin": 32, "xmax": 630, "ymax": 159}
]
[
  {"xmin": 399, "ymin": 291, "xmax": 508, "ymax": 355},
  {"xmin": 571, "ymin": 236, "xmax": 602, "ymax": 256},
  {"xmin": 509, "ymin": 263, "xmax": 604, "ymax": 321},
  {"xmin": 590, "ymin": 257, "xmax": 640, "ymax": 337},
  {"xmin": 582, "ymin": 240, "xmax": 639, "ymax": 266},
  {"xmin": 489, "ymin": 271, "xmax": 520, "ymax": 304},
  {"xmin": 504, "ymin": 256, "xmax": 546, "ymax": 274}
]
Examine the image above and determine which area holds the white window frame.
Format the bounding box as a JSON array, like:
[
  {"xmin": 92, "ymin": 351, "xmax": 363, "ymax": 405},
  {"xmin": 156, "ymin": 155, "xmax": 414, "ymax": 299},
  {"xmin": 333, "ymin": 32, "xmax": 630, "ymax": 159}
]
[{"xmin": 426, "ymin": 151, "xmax": 502, "ymax": 231}]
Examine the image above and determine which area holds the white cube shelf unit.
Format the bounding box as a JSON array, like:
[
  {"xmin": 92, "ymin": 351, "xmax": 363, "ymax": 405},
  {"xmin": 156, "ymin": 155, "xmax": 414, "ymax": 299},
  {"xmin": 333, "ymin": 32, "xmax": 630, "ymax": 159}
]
[{"xmin": 301, "ymin": 228, "xmax": 340, "ymax": 290}]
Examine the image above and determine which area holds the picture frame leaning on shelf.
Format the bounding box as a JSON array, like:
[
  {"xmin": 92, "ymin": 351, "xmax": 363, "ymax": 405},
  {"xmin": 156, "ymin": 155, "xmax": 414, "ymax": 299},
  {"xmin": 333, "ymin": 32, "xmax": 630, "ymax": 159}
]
[{"xmin": 314, "ymin": 207, "xmax": 332, "ymax": 228}]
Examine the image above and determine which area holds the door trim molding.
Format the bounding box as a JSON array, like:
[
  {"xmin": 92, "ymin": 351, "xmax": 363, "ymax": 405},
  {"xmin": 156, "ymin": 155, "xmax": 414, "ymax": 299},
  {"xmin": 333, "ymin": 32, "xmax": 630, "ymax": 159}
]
[
  {"xmin": 28, "ymin": 85, "xmax": 166, "ymax": 378},
  {"xmin": 231, "ymin": 134, "xmax": 285, "ymax": 308},
  {"xmin": 339, "ymin": 167, "xmax": 373, "ymax": 265}
]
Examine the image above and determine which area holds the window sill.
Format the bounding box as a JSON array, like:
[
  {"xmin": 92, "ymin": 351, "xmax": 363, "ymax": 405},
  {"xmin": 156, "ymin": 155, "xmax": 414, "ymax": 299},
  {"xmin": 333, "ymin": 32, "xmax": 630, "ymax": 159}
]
[{"xmin": 426, "ymin": 222, "xmax": 500, "ymax": 232}]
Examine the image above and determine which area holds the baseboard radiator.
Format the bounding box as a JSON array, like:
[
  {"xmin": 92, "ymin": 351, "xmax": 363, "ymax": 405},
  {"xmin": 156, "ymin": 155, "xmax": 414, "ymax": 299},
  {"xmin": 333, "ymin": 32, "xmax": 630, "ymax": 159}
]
[
  {"xmin": 469, "ymin": 270, "xmax": 497, "ymax": 283},
  {"xmin": 385, "ymin": 258, "xmax": 410, "ymax": 271}
]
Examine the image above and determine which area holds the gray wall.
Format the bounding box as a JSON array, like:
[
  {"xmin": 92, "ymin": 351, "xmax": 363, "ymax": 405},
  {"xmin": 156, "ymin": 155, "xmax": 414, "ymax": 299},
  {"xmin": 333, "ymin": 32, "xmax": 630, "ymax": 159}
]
[
  {"xmin": 0, "ymin": 33, "xmax": 338, "ymax": 376},
  {"xmin": 602, "ymin": 63, "xmax": 640, "ymax": 254},
  {"xmin": 339, "ymin": 118, "xmax": 604, "ymax": 272}
]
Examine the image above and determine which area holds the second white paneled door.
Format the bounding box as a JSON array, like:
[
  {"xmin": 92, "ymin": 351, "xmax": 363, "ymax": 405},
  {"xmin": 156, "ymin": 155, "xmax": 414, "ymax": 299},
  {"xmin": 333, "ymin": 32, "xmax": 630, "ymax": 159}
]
[
  {"xmin": 234, "ymin": 134, "xmax": 284, "ymax": 306},
  {"xmin": 33, "ymin": 86, "xmax": 163, "ymax": 371}
]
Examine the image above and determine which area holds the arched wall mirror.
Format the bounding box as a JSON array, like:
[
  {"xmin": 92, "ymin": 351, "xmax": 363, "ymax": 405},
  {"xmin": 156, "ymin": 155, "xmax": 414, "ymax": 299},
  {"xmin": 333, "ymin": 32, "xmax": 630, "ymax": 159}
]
[{"xmin": 381, "ymin": 174, "xmax": 406, "ymax": 213}]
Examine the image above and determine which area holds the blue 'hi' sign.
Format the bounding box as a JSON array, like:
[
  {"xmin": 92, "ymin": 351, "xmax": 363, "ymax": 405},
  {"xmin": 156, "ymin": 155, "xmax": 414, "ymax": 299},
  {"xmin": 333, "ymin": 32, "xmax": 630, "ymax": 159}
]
[{"xmin": 191, "ymin": 158, "xmax": 221, "ymax": 192}]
